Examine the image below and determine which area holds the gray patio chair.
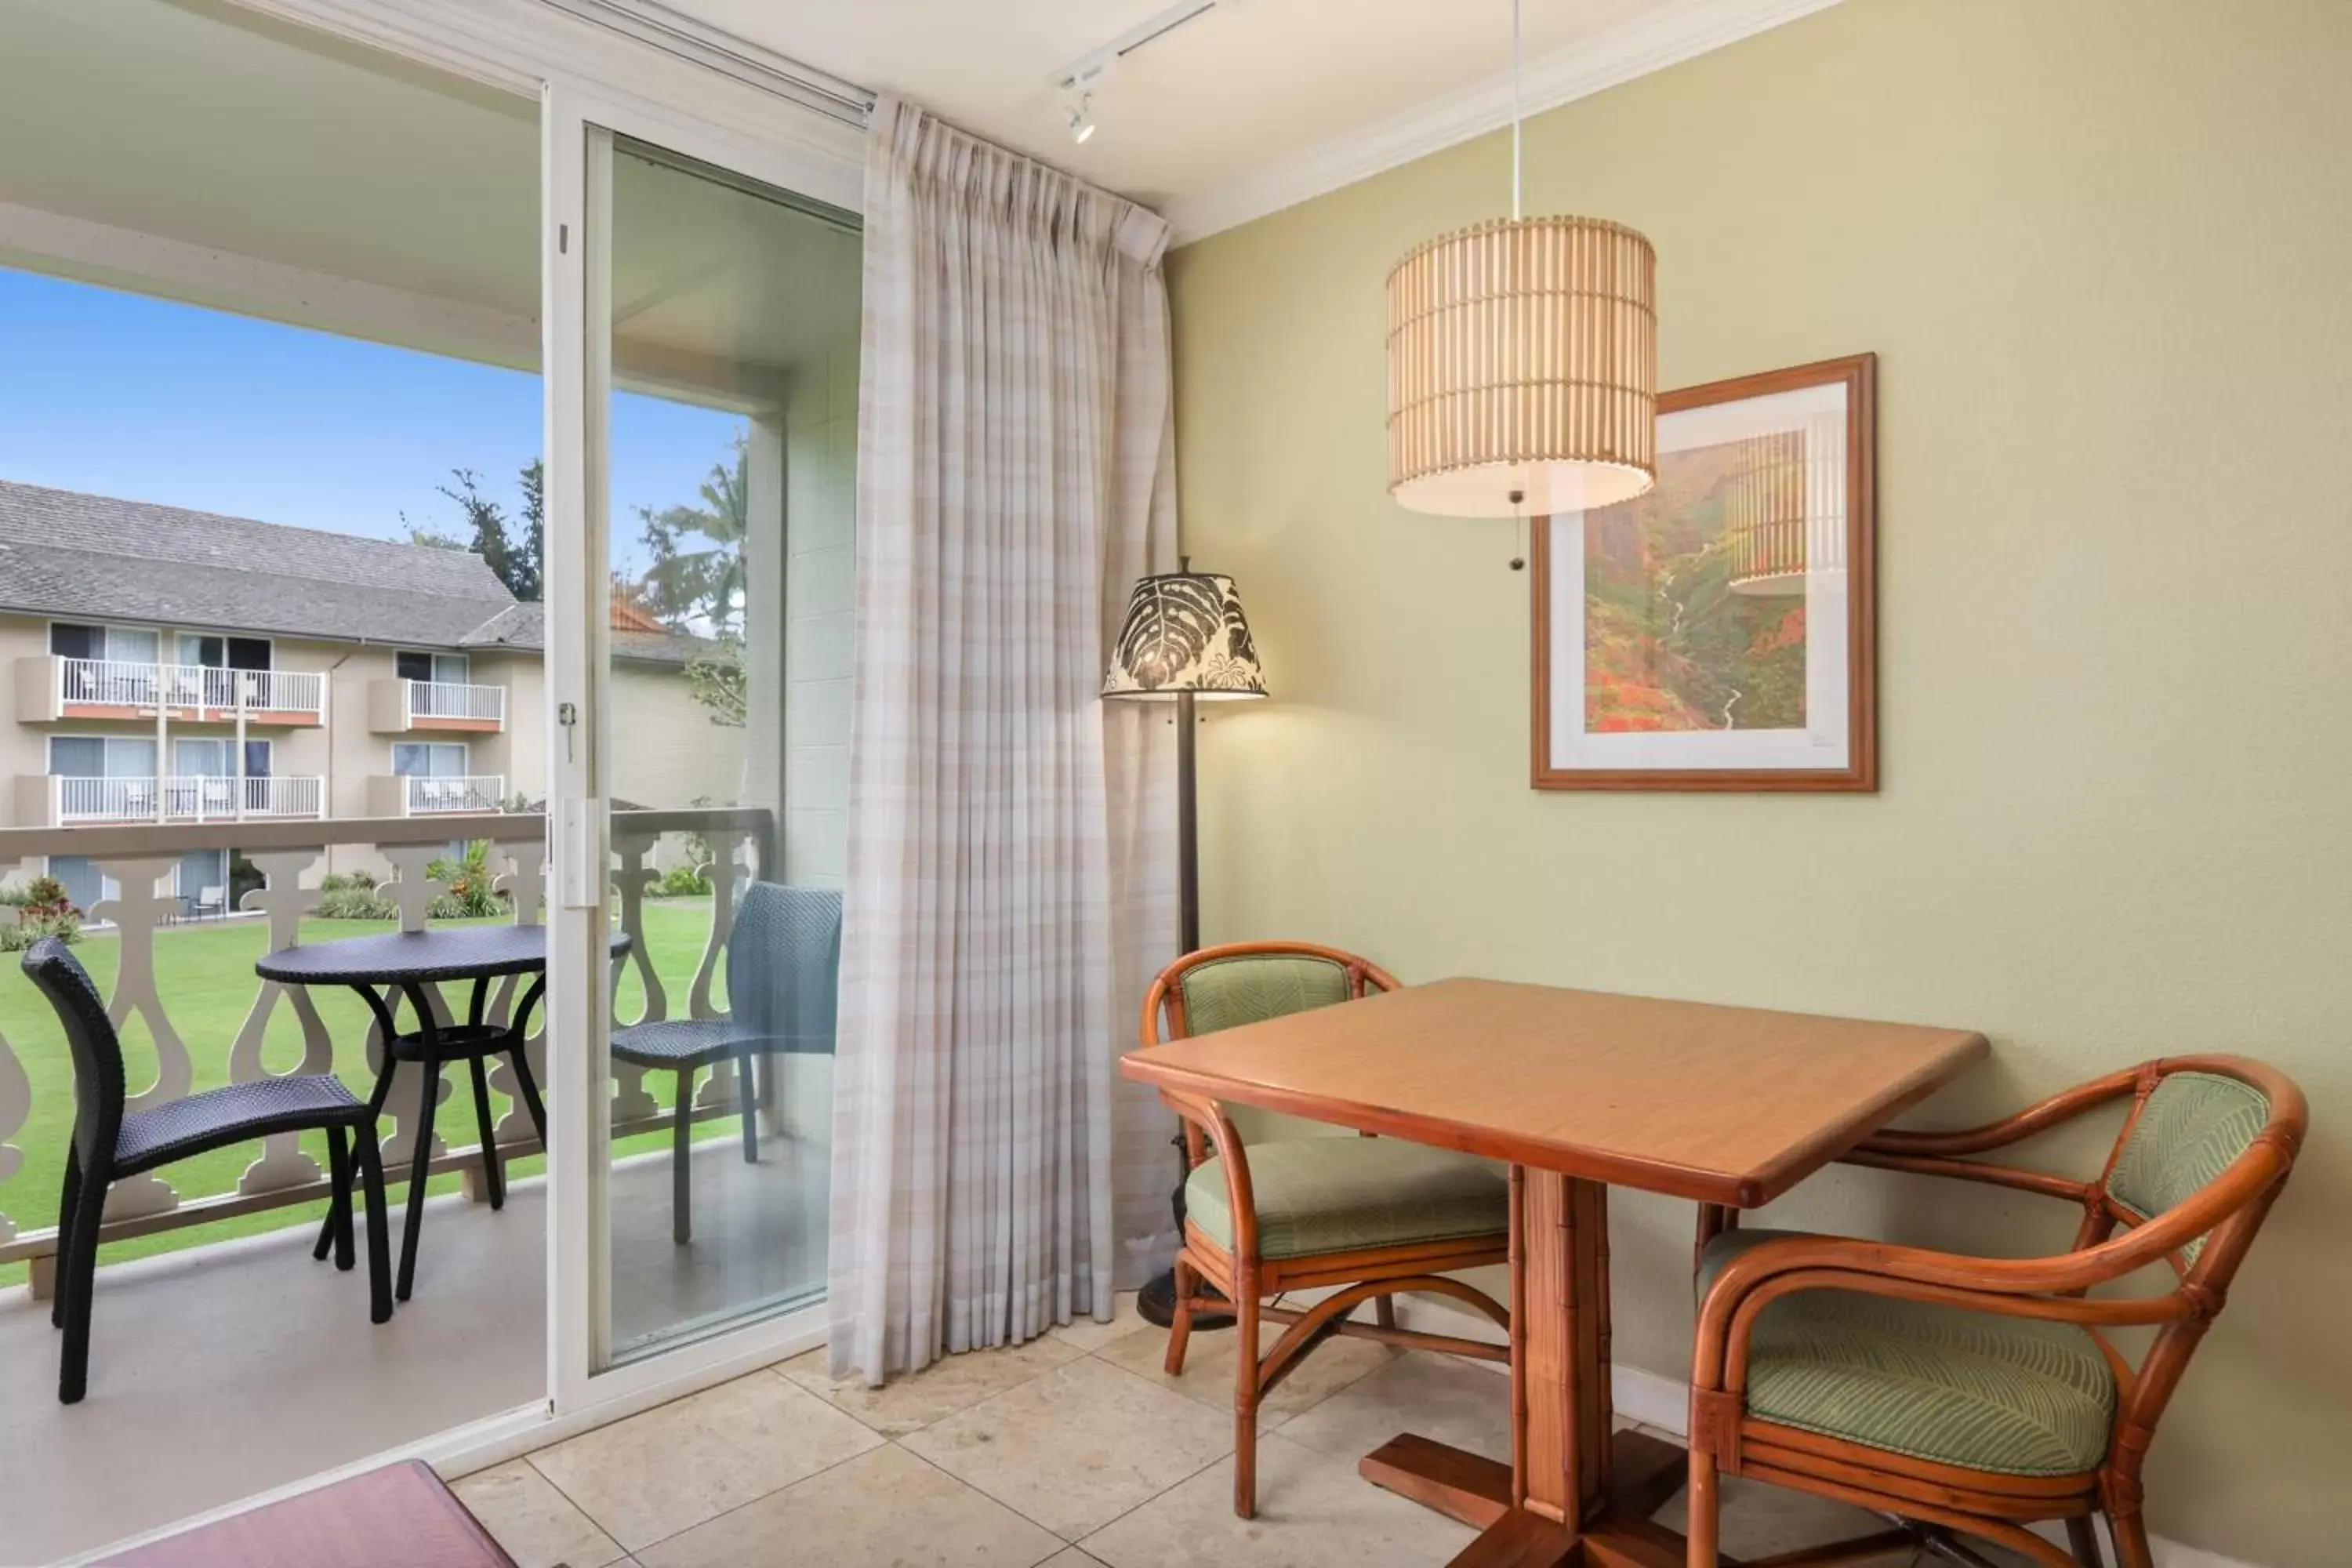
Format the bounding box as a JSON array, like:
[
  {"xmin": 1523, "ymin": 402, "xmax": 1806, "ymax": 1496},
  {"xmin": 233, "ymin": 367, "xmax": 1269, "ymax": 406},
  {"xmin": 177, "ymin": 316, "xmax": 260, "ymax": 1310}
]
[
  {"xmin": 611, "ymin": 882, "xmax": 840, "ymax": 1243},
  {"xmin": 23, "ymin": 938, "xmax": 390, "ymax": 1403}
]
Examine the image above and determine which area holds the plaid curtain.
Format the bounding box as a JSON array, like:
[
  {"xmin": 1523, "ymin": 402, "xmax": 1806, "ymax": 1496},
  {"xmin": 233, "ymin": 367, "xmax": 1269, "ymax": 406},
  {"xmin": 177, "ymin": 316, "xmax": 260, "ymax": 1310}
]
[{"xmin": 828, "ymin": 97, "xmax": 1179, "ymax": 1383}]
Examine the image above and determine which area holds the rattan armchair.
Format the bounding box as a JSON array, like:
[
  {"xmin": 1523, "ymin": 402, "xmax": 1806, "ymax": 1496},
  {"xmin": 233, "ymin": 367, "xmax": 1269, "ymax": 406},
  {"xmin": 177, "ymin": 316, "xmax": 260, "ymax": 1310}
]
[
  {"xmin": 1138, "ymin": 941, "xmax": 1513, "ymax": 1520},
  {"xmin": 1685, "ymin": 1055, "xmax": 2307, "ymax": 1568}
]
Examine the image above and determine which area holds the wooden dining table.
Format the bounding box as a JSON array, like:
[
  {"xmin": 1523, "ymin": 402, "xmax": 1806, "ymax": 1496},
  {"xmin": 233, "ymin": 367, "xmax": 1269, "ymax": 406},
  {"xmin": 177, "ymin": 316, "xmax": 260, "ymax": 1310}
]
[{"xmin": 1120, "ymin": 976, "xmax": 1987, "ymax": 1567}]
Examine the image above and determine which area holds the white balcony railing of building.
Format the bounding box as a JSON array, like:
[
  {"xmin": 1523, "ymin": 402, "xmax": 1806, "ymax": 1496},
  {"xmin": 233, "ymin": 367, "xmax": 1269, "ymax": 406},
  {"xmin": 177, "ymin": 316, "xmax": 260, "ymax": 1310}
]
[
  {"xmin": 405, "ymin": 679, "xmax": 505, "ymax": 725},
  {"xmin": 53, "ymin": 775, "xmax": 328, "ymax": 824},
  {"xmin": 0, "ymin": 807, "xmax": 775, "ymax": 1297},
  {"xmin": 57, "ymin": 658, "xmax": 328, "ymax": 720},
  {"xmin": 401, "ymin": 774, "xmax": 506, "ymax": 815}
]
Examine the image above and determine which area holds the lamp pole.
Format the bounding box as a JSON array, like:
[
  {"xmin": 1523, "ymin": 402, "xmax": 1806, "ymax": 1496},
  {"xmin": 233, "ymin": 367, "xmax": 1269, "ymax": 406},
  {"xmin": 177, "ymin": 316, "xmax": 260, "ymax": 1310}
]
[
  {"xmin": 1175, "ymin": 684, "xmax": 1197, "ymax": 954},
  {"xmin": 1104, "ymin": 557, "xmax": 1263, "ymax": 1333}
]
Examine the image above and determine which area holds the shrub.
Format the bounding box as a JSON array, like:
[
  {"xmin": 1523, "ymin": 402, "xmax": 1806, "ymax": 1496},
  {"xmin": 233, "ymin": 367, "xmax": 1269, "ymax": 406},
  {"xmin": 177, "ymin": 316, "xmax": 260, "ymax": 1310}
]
[
  {"xmin": 1, "ymin": 875, "xmax": 77, "ymax": 919},
  {"xmin": 426, "ymin": 840, "xmax": 506, "ymax": 920},
  {"xmin": 0, "ymin": 909, "xmax": 82, "ymax": 950},
  {"xmin": 652, "ymin": 864, "xmax": 711, "ymax": 898},
  {"xmin": 318, "ymin": 884, "xmax": 398, "ymax": 920},
  {"xmin": 319, "ymin": 870, "xmax": 379, "ymax": 894}
]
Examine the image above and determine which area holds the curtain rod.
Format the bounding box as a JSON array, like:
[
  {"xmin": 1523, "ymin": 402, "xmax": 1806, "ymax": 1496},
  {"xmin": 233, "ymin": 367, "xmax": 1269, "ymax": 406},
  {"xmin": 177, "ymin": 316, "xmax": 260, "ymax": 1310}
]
[{"xmin": 536, "ymin": 0, "xmax": 875, "ymax": 127}]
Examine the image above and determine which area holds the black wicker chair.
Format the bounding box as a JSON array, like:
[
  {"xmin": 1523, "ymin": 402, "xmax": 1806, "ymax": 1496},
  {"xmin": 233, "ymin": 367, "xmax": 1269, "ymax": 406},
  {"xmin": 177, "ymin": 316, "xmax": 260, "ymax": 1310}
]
[
  {"xmin": 24, "ymin": 938, "xmax": 391, "ymax": 1404},
  {"xmin": 611, "ymin": 883, "xmax": 840, "ymax": 1243}
]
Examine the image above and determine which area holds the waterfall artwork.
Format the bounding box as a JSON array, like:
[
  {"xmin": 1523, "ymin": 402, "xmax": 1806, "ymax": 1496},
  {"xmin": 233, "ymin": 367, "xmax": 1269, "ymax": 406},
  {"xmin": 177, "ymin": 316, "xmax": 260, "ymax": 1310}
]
[
  {"xmin": 1581, "ymin": 437, "xmax": 1809, "ymax": 735},
  {"xmin": 1531, "ymin": 354, "xmax": 1878, "ymax": 793}
]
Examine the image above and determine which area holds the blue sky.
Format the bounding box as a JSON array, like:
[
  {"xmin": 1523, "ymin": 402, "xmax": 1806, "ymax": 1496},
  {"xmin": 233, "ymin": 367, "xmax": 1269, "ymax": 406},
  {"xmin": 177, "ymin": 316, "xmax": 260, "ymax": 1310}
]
[{"xmin": 0, "ymin": 266, "xmax": 742, "ymax": 581}]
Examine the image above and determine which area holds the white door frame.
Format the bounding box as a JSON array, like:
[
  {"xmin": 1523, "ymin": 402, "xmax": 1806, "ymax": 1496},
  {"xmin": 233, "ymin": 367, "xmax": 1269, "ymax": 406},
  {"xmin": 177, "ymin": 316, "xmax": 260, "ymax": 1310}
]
[{"xmin": 539, "ymin": 79, "xmax": 839, "ymax": 1419}]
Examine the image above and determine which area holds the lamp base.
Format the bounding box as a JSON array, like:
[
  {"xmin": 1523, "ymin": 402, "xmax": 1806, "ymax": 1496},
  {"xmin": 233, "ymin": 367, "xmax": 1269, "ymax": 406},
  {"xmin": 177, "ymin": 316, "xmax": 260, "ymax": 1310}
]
[{"xmin": 1135, "ymin": 1268, "xmax": 1236, "ymax": 1332}]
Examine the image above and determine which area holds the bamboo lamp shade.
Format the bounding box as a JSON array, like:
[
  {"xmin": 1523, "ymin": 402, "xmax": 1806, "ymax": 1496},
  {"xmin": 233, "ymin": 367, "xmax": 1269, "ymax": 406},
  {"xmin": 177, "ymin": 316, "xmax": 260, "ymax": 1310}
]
[{"xmin": 1387, "ymin": 215, "xmax": 1658, "ymax": 517}]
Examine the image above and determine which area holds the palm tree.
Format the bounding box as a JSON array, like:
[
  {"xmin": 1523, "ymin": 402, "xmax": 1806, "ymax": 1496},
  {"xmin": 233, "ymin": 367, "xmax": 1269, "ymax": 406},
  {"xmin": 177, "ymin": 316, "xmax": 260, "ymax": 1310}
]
[{"xmin": 635, "ymin": 435, "xmax": 747, "ymax": 634}]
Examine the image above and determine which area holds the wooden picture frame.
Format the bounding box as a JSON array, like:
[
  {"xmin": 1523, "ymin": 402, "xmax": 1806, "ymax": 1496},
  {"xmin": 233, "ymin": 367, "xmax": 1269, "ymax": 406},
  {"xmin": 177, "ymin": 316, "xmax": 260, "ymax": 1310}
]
[{"xmin": 1531, "ymin": 353, "xmax": 1877, "ymax": 792}]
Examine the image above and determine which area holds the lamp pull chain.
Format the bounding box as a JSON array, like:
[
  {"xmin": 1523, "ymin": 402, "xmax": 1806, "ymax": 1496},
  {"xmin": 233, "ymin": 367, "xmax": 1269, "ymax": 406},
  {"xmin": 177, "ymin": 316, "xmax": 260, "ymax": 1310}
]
[{"xmin": 1509, "ymin": 488, "xmax": 1527, "ymax": 572}]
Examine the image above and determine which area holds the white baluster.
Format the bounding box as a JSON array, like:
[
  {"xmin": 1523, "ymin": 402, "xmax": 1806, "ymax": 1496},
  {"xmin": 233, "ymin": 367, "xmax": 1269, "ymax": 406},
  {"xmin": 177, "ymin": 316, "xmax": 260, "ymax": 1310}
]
[
  {"xmin": 688, "ymin": 836, "xmax": 746, "ymax": 1113},
  {"xmin": 610, "ymin": 829, "xmax": 666, "ymax": 1025},
  {"xmin": 607, "ymin": 829, "xmax": 661, "ymax": 1124},
  {"xmin": 372, "ymin": 844, "xmax": 450, "ymax": 1169},
  {"xmin": 485, "ymin": 842, "xmax": 548, "ymax": 1145},
  {"xmin": 684, "ymin": 837, "xmax": 738, "ymax": 1021},
  {"xmin": 0, "ymin": 906, "xmax": 26, "ymax": 1245},
  {"xmin": 230, "ymin": 850, "xmax": 330, "ymax": 1194},
  {"xmin": 89, "ymin": 858, "xmax": 191, "ymax": 1220}
]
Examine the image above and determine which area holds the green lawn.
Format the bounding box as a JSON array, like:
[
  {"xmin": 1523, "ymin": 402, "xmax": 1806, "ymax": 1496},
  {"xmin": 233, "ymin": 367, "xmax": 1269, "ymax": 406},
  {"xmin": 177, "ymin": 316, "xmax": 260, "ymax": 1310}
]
[{"xmin": 1, "ymin": 899, "xmax": 725, "ymax": 1287}]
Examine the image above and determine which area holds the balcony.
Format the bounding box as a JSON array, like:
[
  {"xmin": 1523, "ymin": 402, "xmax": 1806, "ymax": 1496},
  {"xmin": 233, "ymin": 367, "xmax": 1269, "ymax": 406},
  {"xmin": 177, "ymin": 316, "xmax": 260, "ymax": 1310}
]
[
  {"xmin": 367, "ymin": 772, "xmax": 507, "ymax": 816},
  {"xmin": 368, "ymin": 677, "xmax": 506, "ymax": 733},
  {"xmin": 14, "ymin": 656, "xmax": 328, "ymax": 726},
  {"xmin": 0, "ymin": 807, "xmax": 818, "ymax": 1562},
  {"xmin": 18, "ymin": 773, "xmax": 328, "ymax": 827}
]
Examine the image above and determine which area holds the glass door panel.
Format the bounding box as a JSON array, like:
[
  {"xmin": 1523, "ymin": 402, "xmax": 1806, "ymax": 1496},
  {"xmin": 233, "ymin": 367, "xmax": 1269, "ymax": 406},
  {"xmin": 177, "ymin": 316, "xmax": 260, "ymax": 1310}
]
[{"xmin": 564, "ymin": 121, "xmax": 859, "ymax": 1376}]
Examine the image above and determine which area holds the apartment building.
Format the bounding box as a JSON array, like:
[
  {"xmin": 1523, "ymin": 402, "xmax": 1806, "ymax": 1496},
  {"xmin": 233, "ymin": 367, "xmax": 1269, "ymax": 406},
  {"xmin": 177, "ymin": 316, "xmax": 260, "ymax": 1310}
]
[{"xmin": 0, "ymin": 478, "xmax": 737, "ymax": 907}]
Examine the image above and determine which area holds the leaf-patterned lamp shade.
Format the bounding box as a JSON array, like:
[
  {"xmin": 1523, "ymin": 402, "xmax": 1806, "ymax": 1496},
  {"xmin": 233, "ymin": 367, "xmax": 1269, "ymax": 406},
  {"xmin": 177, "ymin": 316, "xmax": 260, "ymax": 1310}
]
[{"xmin": 1102, "ymin": 570, "xmax": 1267, "ymax": 701}]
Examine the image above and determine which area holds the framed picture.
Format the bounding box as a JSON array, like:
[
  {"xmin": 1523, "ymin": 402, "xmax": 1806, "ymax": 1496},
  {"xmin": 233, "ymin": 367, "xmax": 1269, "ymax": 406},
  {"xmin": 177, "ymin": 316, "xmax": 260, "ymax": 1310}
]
[{"xmin": 1532, "ymin": 353, "xmax": 1876, "ymax": 792}]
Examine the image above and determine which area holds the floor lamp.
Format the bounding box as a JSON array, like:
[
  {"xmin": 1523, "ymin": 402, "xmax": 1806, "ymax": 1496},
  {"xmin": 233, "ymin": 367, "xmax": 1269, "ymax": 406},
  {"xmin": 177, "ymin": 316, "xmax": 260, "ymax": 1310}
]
[{"xmin": 1102, "ymin": 559, "xmax": 1265, "ymax": 1327}]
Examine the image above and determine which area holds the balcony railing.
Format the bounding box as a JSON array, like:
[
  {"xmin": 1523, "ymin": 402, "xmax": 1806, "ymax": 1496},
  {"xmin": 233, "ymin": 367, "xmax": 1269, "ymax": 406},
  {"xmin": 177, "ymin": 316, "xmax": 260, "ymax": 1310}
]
[
  {"xmin": 56, "ymin": 658, "xmax": 328, "ymax": 720},
  {"xmin": 53, "ymin": 775, "xmax": 328, "ymax": 824},
  {"xmin": 405, "ymin": 679, "xmax": 505, "ymax": 725},
  {"xmin": 400, "ymin": 774, "xmax": 506, "ymax": 815},
  {"xmin": 0, "ymin": 806, "xmax": 776, "ymax": 1296}
]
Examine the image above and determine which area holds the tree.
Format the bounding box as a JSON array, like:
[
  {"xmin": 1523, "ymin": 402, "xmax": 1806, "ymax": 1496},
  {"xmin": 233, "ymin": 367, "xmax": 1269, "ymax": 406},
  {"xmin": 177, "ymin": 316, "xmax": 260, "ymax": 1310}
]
[
  {"xmin": 633, "ymin": 436, "xmax": 746, "ymax": 634},
  {"xmin": 407, "ymin": 460, "xmax": 543, "ymax": 601},
  {"xmin": 683, "ymin": 632, "xmax": 747, "ymax": 728}
]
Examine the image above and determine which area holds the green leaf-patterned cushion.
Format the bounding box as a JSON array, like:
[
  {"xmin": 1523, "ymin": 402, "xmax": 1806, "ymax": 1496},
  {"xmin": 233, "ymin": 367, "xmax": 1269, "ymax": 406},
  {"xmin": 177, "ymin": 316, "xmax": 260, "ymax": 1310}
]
[
  {"xmin": 2107, "ymin": 1071, "xmax": 2270, "ymax": 1265},
  {"xmin": 1697, "ymin": 1230, "xmax": 2114, "ymax": 1477},
  {"xmin": 1176, "ymin": 953, "xmax": 1353, "ymax": 1036},
  {"xmin": 1185, "ymin": 1138, "xmax": 1508, "ymax": 1260}
]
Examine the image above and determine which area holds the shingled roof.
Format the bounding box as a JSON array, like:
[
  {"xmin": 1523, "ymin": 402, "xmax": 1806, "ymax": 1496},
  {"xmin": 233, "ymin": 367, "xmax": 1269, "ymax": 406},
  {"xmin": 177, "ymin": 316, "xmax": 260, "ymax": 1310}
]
[{"xmin": 0, "ymin": 480, "xmax": 695, "ymax": 664}]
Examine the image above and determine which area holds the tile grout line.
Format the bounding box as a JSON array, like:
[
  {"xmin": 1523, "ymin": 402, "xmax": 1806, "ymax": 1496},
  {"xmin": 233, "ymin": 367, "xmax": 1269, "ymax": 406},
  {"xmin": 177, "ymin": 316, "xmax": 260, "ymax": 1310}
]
[
  {"xmin": 507, "ymin": 1312, "xmax": 1384, "ymax": 1567},
  {"xmin": 586, "ymin": 1340, "xmax": 1094, "ymax": 1559},
  {"xmin": 523, "ymin": 1373, "xmax": 899, "ymax": 1561},
  {"xmin": 882, "ymin": 1439, "xmax": 1076, "ymax": 1568},
  {"xmin": 511, "ymin": 1452, "xmax": 630, "ymax": 1568}
]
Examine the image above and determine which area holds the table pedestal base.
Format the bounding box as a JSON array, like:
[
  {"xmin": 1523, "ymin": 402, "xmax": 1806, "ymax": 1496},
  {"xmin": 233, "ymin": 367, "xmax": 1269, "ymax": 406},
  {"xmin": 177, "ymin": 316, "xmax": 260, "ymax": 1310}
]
[
  {"xmin": 1361, "ymin": 1429, "xmax": 1693, "ymax": 1566},
  {"xmin": 1358, "ymin": 1169, "xmax": 1710, "ymax": 1566}
]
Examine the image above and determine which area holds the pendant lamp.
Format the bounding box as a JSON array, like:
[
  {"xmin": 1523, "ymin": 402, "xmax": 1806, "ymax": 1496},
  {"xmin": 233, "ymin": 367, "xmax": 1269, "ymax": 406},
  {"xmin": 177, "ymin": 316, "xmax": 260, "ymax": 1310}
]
[{"xmin": 1386, "ymin": 0, "xmax": 1658, "ymax": 517}]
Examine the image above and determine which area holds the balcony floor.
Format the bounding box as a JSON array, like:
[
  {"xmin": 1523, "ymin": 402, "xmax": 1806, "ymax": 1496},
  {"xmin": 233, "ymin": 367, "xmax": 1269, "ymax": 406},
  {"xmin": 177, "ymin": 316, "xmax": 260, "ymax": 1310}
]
[{"xmin": 0, "ymin": 1131, "xmax": 827, "ymax": 1564}]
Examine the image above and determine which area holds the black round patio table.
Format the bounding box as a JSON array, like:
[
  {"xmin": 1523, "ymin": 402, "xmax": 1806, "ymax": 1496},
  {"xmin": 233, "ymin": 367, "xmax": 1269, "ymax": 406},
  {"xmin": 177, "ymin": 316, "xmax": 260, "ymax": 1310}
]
[{"xmin": 256, "ymin": 926, "xmax": 630, "ymax": 1301}]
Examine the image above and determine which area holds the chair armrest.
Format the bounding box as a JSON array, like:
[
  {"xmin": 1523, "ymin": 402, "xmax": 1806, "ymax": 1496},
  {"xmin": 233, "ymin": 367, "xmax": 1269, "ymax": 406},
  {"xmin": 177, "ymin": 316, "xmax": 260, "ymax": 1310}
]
[
  {"xmin": 1691, "ymin": 1134, "xmax": 2292, "ymax": 1381},
  {"xmin": 1158, "ymin": 1087, "xmax": 1258, "ymax": 1260},
  {"xmin": 1855, "ymin": 1066, "xmax": 2141, "ymax": 1159},
  {"xmin": 1696, "ymin": 1259, "xmax": 2189, "ymax": 1399},
  {"xmin": 1838, "ymin": 1148, "xmax": 2096, "ymax": 1205}
]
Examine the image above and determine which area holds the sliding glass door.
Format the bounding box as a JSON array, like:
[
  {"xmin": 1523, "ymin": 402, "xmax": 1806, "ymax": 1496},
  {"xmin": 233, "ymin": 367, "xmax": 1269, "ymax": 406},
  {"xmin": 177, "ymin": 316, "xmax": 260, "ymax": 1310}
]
[{"xmin": 543, "ymin": 90, "xmax": 860, "ymax": 1406}]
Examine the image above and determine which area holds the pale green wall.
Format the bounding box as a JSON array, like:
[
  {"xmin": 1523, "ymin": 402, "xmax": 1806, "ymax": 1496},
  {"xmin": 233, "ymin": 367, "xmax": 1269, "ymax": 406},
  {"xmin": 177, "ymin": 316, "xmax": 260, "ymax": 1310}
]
[{"xmin": 1167, "ymin": 2, "xmax": 2350, "ymax": 1562}]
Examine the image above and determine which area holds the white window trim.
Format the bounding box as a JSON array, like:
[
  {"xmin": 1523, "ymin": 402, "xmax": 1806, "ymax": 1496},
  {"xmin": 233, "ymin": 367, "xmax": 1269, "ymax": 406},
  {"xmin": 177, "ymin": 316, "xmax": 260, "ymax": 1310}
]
[
  {"xmin": 397, "ymin": 648, "xmax": 473, "ymax": 683},
  {"xmin": 46, "ymin": 732, "xmax": 159, "ymax": 777},
  {"xmin": 389, "ymin": 740, "xmax": 471, "ymax": 776},
  {"xmin": 47, "ymin": 617, "xmax": 277, "ymax": 669}
]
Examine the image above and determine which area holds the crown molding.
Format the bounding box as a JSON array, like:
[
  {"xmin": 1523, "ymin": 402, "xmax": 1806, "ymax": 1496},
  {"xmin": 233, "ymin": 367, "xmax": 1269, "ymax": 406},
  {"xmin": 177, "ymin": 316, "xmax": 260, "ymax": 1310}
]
[{"xmin": 1160, "ymin": 0, "xmax": 1846, "ymax": 245}]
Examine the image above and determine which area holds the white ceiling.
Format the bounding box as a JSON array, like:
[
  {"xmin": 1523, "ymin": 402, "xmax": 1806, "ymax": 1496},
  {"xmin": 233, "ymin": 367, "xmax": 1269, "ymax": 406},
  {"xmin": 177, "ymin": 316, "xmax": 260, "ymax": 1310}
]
[
  {"xmin": 0, "ymin": 0, "xmax": 860, "ymax": 401},
  {"xmin": 0, "ymin": 0, "xmax": 1832, "ymax": 379},
  {"xmin": 659, "ymin": 0, "xmax": 1838, "ymax": 234}
]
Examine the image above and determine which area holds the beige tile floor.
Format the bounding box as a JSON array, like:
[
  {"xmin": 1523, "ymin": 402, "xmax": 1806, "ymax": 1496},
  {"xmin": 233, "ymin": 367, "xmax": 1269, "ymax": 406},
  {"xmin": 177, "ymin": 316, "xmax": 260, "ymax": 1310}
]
[{"xmin": 459, "ymin": 1296, "xmax": 2016, "ymax": 1568}]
